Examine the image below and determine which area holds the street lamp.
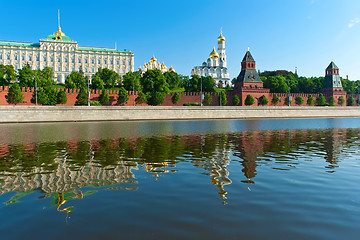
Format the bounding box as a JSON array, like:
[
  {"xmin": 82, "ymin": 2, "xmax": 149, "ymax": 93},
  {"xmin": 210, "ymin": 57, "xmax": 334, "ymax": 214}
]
[
  {"xmin": 286, "ymin": 79, "xmax": 291, "ymax": 106},
  {"xmin": 200, "ymin": 77, "xmax": 203, "ymax": 106},
  {"xmin": 35, "ymin": 75, "xmax": 38, "ymax": 106},
  {"xmin": 357, "ymin": 82, "xmax": 360, "ymax": 107},
  {"xmin": 87, "ymin": 76, "xmax": 90, "ymax": 106},
  {"xmin": 133, "ymin": 75, "xmax": 135, "ymax": 106}
]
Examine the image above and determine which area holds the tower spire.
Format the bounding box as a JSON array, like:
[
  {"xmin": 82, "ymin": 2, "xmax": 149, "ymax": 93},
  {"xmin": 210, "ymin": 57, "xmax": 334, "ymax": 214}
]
[{"xmin": 58, "ymin": 9, "xmax": 61, "ymax": 29}]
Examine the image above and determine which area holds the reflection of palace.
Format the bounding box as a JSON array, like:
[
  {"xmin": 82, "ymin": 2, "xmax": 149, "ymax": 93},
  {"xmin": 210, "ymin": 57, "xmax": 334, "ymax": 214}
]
[{"xmin": 0, "ymin": 128, "xmax": 354, "ymax": 207}]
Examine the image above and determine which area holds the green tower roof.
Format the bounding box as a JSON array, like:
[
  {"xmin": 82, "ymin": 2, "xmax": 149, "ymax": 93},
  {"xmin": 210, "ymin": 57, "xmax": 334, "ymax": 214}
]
[
  {"xmin": 326, "ymin": 61, "xmax": 339, "ymax": 70},
  {"xmin": 242, "ymin": 51, "xmax": 255, "ymax": 62}
]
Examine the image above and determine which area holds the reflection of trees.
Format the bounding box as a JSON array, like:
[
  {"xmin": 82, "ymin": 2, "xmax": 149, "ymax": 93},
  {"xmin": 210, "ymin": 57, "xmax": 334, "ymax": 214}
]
[{"xmin": 0, "ymin": 127, "xmax": 357, "ymax": 207}]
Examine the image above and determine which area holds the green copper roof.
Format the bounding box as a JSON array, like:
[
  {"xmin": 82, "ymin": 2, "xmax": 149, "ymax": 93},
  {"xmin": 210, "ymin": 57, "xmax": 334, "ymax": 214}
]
[
  {"xmin": 77, "ymin": 46, "xmax": 130, "ymax": 53},
  {"xmin": 326, "ymin": 61, "xmax": 339, "ymax": 70},
  {"xmin": 43, "ymin": 34, "xmax": 74, "ymax": 42},
  {"xmin": 242, "ymin": 51, "xmax": 255, "ymax": 62},
  {"xmin": 236, "ymin": 69, "xmax": 262, "ymax": 83},
  {"xmin": 0, "ymin": 41, "xmax": 40, "ymax": 48}
]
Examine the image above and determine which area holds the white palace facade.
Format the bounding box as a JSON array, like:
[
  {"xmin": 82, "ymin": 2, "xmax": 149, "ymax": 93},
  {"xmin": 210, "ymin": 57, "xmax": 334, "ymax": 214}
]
[
  {"xmin": 0, "ymin": 26, "xmax": 134, "ymax": 83},
  {"xmin": 191, "ymin": 31, "xmax": 230, "ymax": 87}
]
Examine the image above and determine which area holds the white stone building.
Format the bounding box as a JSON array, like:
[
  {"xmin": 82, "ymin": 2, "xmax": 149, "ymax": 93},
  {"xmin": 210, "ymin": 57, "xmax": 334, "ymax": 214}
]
[
  {"xmin": 0, "ymin": 26, "xmax": 134, "ymax": 83},
  {"xmin": 191, "ymin": 31, "xmax": 230, "ymax": 87}
]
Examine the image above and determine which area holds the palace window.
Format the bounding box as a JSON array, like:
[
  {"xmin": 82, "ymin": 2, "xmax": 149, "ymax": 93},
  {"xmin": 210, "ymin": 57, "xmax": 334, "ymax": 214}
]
[
  {"xmin": 85, "ymin": 59, "xmax": 88, "ymax": 64},
  {"xmin": 116, "ymin": 60, "xmax": 119, "ymax": 65},
  {"xmin": 0, "ymin": 53, "xmax": 2, "ymax": 59},
  {"xmin": 92, "ymin": 68, "xmax": 95, "ymax": 73},
  {"xmin": 65, "ymin": 66, "xmax": 68, "ymax": 72},
  {"xmin": 29, "ymin": 56, "xmax": 32, "ymax": 61},
  {"xmin": 57, "ymin": 58, "xmax": 61, "ymax": 63},
  {"xmin": 14, "ymin": 55, "xmax": 18, "ymax": 60},
  {"xmin": 72, "ymin": 58, "xmax": 75, "ymax": 63},
  {"xmin": 78, "ymin": 58, "xmax": 81, "ymax": 63},
  {"xmin": 85, "ymin": 67, "xmax": 88, "ymax": 72},
  {"xmin": 36, "ymin": 56, "xmax": 39, "ymax": 61},
  {"xmin": 91, "ymin": 58, "xmax": 94, "ymax": 64},
  {"xmin": 98, "ymin": 59, "xmax": 101, "ymax": 64},
  {"xmin": 122, "ymin": 60, "xmax": 125, "ymax": 65},
  {"xmin": 58, "ymin": 66, "xmax": 61, "ymax": 71},
  {"xmin": 104, "ymin": 60, "xmax": 107, "ymax": 64},
  {"xmin": 51, "ymin": 57, "xmax": 54, "ymax": 62},
  {"xmin": 21, "ymin": 55, "xmax": 25, "ymax": 61},
  {"xmin": 43, "ymin": 56, "xmax": 47, "ymax": 62},
  {"xmin": 110, "ymin": 59, "xmax": 113, "ymax": 65},
  {"xmin": 65, "ymin": 57, "xmax": 68, "ymax": 63}
]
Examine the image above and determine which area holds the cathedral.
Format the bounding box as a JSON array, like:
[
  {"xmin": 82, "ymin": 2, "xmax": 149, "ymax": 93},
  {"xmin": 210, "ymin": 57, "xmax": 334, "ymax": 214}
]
[
  {"xmin": 138, "ymin": 56, "xmax": 175, "ymax": 75},
  {"xmin": 191, "ymin": 31, "xmax": 230, "ymax": 87}
]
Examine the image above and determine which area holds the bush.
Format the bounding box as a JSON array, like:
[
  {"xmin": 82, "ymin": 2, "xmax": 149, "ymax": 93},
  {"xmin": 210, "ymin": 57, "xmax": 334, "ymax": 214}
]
[
  {"xmin": 183, "ymin": 102, "xmax": 201, "ymax": 106},
  {"xmin": 6, "ymin": 83, "xmax": 23, "ymax": 104},
  {"xmin": 203, "ymin": 94, "xmax": 213, "ymax": 105},
  {"xmin": 135, "ymin": 92, "xmax": 147, "ymax": 105},
  {"xmin": 284, "ymin": 96, "xmax": 292, "ymax": 106},
  {"xmin": 295, "ymin": 96, "xmax": 304, "ymax": 106},
  {"xmin": 75, "ymin": 88, "xmax": 88, "ymax": 106},
  {"xmin": 232, "ymin": 95, "xmax": 240, "ymax": 106},
  {"xmin": 99, "ymin": 90, "xmax": 110, "ymax": 105},
  {"xmin": 347, "ymin": 96, "xmax": 355, "ymax": 106},
  {"xmin": 338, "ymin": 96, "xmax": 345, "ymax": 106},
  {"xmin": 271, "ymin": 94, "xmax": 280, "ymax": 105},
  {"xmin": 171, "ymin": 92, "xmax": 180, "ymax": 104},
  {"xmin": 147, "ymin": 92, "xmax": 166, "ymax": 106},
  {"xmin": 90, "ymin": 101, "xmax": 102, "ymax": 106},
  {"xmin": 117, "ymin": 87, "xmax": 129, "ymax": 105},
  {"xmin": 316, "ymin": 93, "xmax": 326, "ymax": 106},
  {"xmin": 244, "ymin": 94, "xmax": 255, "ymax": 106},
  {"xmin": 220, "ymin": 91, "xmax": 227, "ymax": 105},
  {"xmin": 57, "ymin": 90, "xmax": 67, "ymax": 104},
  {"xmin": 307, "ymin": 95, "xmax": 315, "ymax": 106},
  {"xmin": 258, "ymin": 95, "xmax": 269, "ymax": 106},
  {"xmin": 328, "ymin": 96, "xmax": 335, "ymax": 106}
]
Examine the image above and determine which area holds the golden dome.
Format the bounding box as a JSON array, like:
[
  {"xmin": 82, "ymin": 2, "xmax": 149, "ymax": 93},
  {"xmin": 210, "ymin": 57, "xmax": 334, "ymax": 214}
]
[
  {"xmin": 143, "ymin": 64, "xmax": 147, "ymax": 69},
  {"xmin": 209, "ymin": 47, "xmax": 219, "ymax": 58},
  {"xmin": 150, "ymin": 56, "xmax": 157, "ymax": 63},
  {"xmin": 161, "ymin": 62, "xmax": 167, "ymax": 70},
  {"xmin": 218, "ymin": 33, "xmax": 225, "ymax": 42},
  {"xmin": 168, "ymin": 66, "xmax": 175, "ymax": 72},
  {"xmin": 54, "ymin": 27, "xmax": 66, "ymax": 40}
]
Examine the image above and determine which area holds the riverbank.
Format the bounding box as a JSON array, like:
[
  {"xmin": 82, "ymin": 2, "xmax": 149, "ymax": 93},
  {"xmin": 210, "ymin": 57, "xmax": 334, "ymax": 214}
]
[{"xmin": 0, "ymin": 106, "xmax": 359, "ymax": 123}]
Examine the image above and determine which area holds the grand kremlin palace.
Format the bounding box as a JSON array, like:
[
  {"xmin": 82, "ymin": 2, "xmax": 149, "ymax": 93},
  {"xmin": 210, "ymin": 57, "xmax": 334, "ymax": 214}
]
[{"xmin": 0, "ymin": 26, "xmax": 134, "ymax": 83}]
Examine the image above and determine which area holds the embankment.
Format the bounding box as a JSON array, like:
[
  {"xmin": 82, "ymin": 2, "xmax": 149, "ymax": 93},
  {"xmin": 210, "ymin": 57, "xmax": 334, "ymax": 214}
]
[{"xmin": 0, "ymin": 106, "xmax": 359, "ymax": 123}]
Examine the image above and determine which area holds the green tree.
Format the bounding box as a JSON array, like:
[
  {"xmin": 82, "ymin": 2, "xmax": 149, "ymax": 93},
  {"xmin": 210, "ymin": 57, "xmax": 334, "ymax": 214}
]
[
  {"xmin": 0, "ymin": 65, "xmax": 16, "ymax": 85},
  {"xmin": 258, "ymin": 95, "xmax": 269, "ymax": 106},
  {"xmin": 262, "ymin": 75, "xmax": 288, "ymax": 93},
  {"xmin": 164, "ymin": 71, "xmax": 181, "ymax": 89},
  {"xmin": 36, "ymin": 67, "xmax": 55, "ymax": 87},
  {"xmin": 347, "ymin": 95, "xmax": 355, "ymax": 106},
  {"xmin": 232, "ymin": 95, "xmax": 240, "ymax": 106},
  {"xmin": 140, "ymin": 69, "xmax": 169, "ymax": 93},
  {"xmin": 57, "ymin": 90, "xmax": 67, "ymax": 104},
  {"xmin": 96, "ymin": 68, "xmax": 120, "ymax": 89},
  {"xmin": 203, "ymin": 94, "xmax": 213, "ymax": 106},
  {"xmin": 244, "ymin": 94, "xmax": 255, "ymax": 106},
  {"xmin": 295, "ymin": 96, "xmax": 304, "ymax": 105},
  {"xmin": 338, "ymin": 96, "xmax": 345, "ymax": 106},
  {"xmin": 66, "ymin": 71, "xmax": 86, "ymax": 89},
  {"xmin": 220, "ymin": 90, "xmax": 227, "ymax": 105},
  {"xmin": 271, "ymin": 94, "xmax": 280, "ymax": 105},
  {"xmin": 122, "ymin": 71, "xmax": 141, "ymax": 91},
  {"xmin": 99, "ymin": 90, "xmax": 110, "ymax": 105},
  {"xmin": 75, "ymin": 88, "xmax": 89, "ymax": 106},
  {"xmin": 6, "ymin": 83, "xmax": 23, "ymax": 104},
  {"xmin": 135, "ymin": 92, "xmax": 147, "ymax": 105},
  {"xmin": 307, "ymin": 95, "xmax": 315, "ymax": 105},
  {"xmin": 31, "ymin": 87, "xmax": 58, "ymax": 105},
  {"xmin": 328, "ymin": 96, "xmax": 335, "ymax": 106},
  {"xmin": 201, "ymin": 76, "xmax": 216, "ymax": 92},
  {"xmin": 117, "ymin": 87, "xmax": 129, "ymax": 105},
  {"xmin": 171, "ymin": 92, "xmax": 180, "ymax": 104},
  {"xmin": 147, "ymin": 92, "xmax": 166, "ymax": 106},
  {"xmin": 18, "ymin": 65, "xmax": 35, "ymax": 87},
  {"xmin": 316, "ymin": 93, "xmax": 326, "ymax": 106},
  {"xmin": 91, "ymin": 74, "xmax": 104, "ymax": 90},
  {"xmin": 184, "ymin": 75, "xmax": 199, "ymax": 92}
]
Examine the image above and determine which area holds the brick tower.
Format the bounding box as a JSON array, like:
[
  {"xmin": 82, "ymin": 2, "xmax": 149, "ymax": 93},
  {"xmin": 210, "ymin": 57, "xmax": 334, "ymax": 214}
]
[{"xmin": 321, "ymin": 61, "xmax": 346, "ymax": 102}]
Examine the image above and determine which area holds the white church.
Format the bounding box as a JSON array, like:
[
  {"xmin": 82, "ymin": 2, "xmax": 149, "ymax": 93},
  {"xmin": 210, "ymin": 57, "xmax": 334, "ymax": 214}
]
[{"xmin": 191, "ymin": 31, "xmax": 230, "ymax": 87}]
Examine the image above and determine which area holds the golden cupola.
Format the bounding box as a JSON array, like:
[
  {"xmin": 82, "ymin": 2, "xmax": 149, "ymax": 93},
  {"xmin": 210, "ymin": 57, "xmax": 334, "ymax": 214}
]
[
  {"xmin": 150, "ymin": 56, "xmax": 157, "ymax": 63},
  {"xmin": 168, "ymin": 66, "xmax": 175, "ymax": 72},
  {"xmin": 54, "ymin": 27, "xmax": 66, "ymax": 40},
  {"xmin": 209, "ymin": 47, "xmax": 219, "ymax": 59},
  {"xmin": 218, "ymin": 32, "xmax": 225, "ymax": 42},
  {"xmin": 161, "ymin": 62, "xmax": 167, "ymax": 70}
]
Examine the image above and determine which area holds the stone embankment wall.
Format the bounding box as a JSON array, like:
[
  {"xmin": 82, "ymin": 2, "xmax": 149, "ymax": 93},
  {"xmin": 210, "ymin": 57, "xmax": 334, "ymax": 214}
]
[{"xmin": 0, "ymin": 106, "xmax": 360, "ymax": 123}]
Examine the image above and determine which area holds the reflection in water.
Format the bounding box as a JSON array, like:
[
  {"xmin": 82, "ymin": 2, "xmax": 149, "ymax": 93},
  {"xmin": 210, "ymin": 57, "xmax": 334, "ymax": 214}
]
[{"xmin": 0, "ymin": 128, "xmax": 358, "ymax": 212}]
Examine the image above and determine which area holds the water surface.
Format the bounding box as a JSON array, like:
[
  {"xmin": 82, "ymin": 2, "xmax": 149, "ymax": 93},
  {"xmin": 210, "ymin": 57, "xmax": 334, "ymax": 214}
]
[{"xmin": 0, "ymin": 118, "xmax": 359, "ymax": 239}]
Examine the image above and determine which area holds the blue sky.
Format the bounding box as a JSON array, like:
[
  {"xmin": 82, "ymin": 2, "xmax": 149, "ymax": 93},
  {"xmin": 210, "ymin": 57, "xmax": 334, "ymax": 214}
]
[{"xmin": 1, "ymin": 0, "xmax": 360, "ymax": 80}]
